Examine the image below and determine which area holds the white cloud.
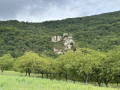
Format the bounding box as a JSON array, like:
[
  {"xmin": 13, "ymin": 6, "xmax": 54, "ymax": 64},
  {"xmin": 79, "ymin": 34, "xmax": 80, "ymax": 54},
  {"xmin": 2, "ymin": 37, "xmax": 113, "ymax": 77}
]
[{"xmin": 0, "ymin": 0, "xmax": 120, "ymax": 22}]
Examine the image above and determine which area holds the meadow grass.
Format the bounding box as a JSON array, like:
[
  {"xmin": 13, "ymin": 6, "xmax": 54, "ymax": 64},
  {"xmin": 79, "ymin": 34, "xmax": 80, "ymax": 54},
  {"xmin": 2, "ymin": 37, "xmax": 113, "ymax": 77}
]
[{"xmin": 0, "ymin": 73, "xmax": 119, "ymax": 90}]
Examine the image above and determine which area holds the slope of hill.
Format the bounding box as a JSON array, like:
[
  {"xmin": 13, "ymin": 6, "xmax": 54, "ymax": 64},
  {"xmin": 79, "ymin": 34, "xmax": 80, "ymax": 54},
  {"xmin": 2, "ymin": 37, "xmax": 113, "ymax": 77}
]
[{"xmin": 0, "ymin": 11, "xmax": 120, "ymax": 57}]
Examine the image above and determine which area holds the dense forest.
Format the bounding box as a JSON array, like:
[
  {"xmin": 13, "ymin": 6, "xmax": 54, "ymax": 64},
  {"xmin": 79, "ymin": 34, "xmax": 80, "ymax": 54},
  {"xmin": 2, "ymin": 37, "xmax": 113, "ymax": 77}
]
[{"xmin": 0, "ymin": 11, "xmax": 120, "ymax": 57}]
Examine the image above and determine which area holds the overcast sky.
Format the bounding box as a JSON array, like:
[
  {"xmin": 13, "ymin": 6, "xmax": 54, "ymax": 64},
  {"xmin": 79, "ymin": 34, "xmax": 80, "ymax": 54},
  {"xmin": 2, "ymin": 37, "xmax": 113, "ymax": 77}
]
[{"xmin": 0, "ymin": 0, "xmax": 120, "ymax": 22}]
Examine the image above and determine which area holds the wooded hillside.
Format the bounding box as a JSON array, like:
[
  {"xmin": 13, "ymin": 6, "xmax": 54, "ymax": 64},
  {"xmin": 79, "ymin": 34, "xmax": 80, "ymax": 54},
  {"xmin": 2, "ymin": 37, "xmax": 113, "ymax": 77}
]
[{"xmin": 0, "ymin": 11, "xmax": 120, "ymax": 57}]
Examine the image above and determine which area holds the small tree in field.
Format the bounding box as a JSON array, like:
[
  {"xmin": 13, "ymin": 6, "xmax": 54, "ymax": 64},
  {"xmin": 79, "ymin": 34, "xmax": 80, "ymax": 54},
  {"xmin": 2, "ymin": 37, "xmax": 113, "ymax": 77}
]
[
  {"xmin": 75, "ymin": 48, "xmax": 103, "ymax": 84},
  {"xmin": 0, "ymin": 54, "xmax": 14, "ymax": 74},
  {"xmin": 31, "ymin": 56, "xmax": 50, "ymax": 78},
  {"xmin": 57, "ymin": 50, "xmax": 80, "ymax": 82},
  {"xmin": 92, "ymin": 52, "xmax": 106, "ymax": 86},
  {"xmin": 14, "ymin": 51, "xmax": 39, "ymax": 76},
  {"xmin": 57, "ymin": 50, "xmax": 75, "ymax": 81},
  {"xmin": 14, "ymin": 51, "xmax": 51, "ymax": 77}
]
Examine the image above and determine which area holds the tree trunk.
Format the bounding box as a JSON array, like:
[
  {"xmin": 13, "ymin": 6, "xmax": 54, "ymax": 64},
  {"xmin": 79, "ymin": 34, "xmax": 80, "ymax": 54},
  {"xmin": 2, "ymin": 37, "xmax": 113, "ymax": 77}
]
[
  {"xmin": 71, "ymin": 78, "xmax": 76, "ymax": 83},
  {"xmin": 34, "ymin": 73, "xmax": 36, "ymax": 78},
  {"xmin": 85, "ymin": 80, "xmax": 88, "ymax": 84},
  {"xmin": 105, "ymin": 83, "xmax": 108, "ymax": 87},
  {"xmin": 25, "ymin": 70, "xmax": 27, "ymax": 76},
  {"xmin": 46, "ymin": 74, "xmax": 48, "ymax": 79},
  {"xmin": 59, "ymin": 73, "xmax": 61, "ymax": 80},
  {"xmin": 98, "ymin": 83, "xmax": 101, "ymax": 87},
  {"xmin": 117, "ymin": 82, "xmax": 119, "ymax": 86},
  {"xmin": 50, "ymin": 73, "xmax": 51, "ymax": 77},
  {"xmin": 28, "ymin": 72, "xmax": 30, "ymax": 77},
  {"xmin": 28, "ymin": 69, "xmax": 31, "ymax": 77},
  {"xmin": 73, "ymin": 79, "xmax": 76, "ymax": 83},
  {"xmin": 104, "ymin": 79, "xmax": 109, "ymax": 87},
  {"xmin": 41, "ymin": 73, "xmax": 44, "ymax": 78},
  {"xmin": 74, "ymin": 80, "xmax": 76, "ymax": 83},
  {"xmin": 65, "ymin": 74, "xmax": 67, "ymax": 82},
  {"xmin": 96, "ymin": 78, "xmax": 102, "ymax": 87},
  {"xmin": 84, "ymin": 73, "xmax": 89, "ymax": 85},
  {"xmin": 53, "ymin": 73, "xmax": 56, "ymax": 79},
  {"xmin": 1, "ymin": 67, "xmax": 3, "ymax": 74}
]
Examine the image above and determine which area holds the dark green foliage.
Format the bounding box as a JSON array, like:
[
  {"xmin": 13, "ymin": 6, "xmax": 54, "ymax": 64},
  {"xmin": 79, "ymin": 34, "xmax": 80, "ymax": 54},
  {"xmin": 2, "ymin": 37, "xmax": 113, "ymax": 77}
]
[{"xmin": 1, "ymin": 11, "xmax": 120, "ymax": 57}]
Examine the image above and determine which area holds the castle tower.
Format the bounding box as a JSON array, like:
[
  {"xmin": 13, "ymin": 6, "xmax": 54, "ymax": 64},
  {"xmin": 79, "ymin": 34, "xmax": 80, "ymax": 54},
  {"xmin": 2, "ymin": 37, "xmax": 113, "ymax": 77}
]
[
  {"xmin": 51, "ymin": 36, "xmax": 57, "ymax": 42},
  {"xmin": 57, "ymin": 36, "xmax": 62, "ymax": 42}
]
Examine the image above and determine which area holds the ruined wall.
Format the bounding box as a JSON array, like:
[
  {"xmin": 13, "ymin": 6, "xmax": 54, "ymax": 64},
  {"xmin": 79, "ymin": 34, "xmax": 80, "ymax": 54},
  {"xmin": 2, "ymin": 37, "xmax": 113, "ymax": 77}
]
[
  {"xmin": 51, "ymin": 36, "xmax": 57, "ymax": 42},
  {"xmin": 57, "ymin": 36, "xmax": 62, "ymax": 42},
  {"xmin": 51, "ymin": 36, "xmax": 62, "ymax": 42},
  {"xmin": 52, "ymin": 33, "xmax": 75, "ymax": 54}
]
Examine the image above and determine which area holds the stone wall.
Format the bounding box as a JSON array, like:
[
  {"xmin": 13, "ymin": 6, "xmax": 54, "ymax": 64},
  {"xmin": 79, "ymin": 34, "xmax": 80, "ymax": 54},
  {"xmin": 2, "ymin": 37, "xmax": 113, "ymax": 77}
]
[
  {"xmin": 51, "ymin": 36, "xmax": 62, "ymax": 42},
  {"xmin": 52, "ymin": 33, "xmax": 75, "ymax": 54}
]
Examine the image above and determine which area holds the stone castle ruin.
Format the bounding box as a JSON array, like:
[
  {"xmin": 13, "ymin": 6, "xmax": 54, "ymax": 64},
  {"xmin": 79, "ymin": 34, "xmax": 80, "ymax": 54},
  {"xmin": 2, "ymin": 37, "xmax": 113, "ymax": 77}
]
[{"xmin": 51, "ymin": 33, "xmax": 75, "ymax": 54}]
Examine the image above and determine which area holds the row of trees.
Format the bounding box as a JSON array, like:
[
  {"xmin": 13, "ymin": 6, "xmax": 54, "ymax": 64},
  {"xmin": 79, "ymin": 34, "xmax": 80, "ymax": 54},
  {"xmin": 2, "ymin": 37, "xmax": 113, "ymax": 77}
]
[{"xmin": 0, "ymin": 48, "xmax": 120, "ymax": 87}]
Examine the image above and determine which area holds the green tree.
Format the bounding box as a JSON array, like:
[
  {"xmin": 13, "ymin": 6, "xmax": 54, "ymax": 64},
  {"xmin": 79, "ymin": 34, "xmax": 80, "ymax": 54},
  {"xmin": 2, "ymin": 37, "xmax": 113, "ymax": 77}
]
[
  {"xmin": 107, "ymin": 47, "xmax": 120, "ymax": 86},
  {"xmin": 32, "ymin": 56, "xmax": 50, "ymax": 78},
  {"xmin": 75, "ymin": 48, "xmax": 102, "ymax": 84},
  {"xmin": 57, "ymin": 50, "xmax": 78, "ymax": 81},
  {"xmin": 0, "ymin": 54, "xmax": 14, "ymax": 74},
  {"xmin": 92, "ymin": 52, "xmax": 106, "ymax": 86},
  {"xmin": 14, "ymin": 51, "xmax": 39, "ymax": 76}
]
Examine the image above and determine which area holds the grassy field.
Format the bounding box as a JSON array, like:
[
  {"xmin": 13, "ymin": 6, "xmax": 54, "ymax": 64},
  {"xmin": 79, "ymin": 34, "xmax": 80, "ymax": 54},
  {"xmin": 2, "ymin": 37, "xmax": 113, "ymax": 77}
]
[{"xmin": 0, "ymin": 72, "xmax": 119, "ymax": 90}]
